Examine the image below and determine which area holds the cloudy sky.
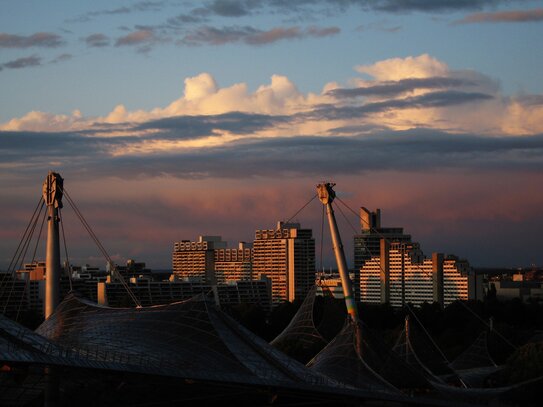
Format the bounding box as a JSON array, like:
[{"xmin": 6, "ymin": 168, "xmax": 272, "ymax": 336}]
[{"xmin": 1, "ymin": 0, "xmax": 543, "ymax": 270}]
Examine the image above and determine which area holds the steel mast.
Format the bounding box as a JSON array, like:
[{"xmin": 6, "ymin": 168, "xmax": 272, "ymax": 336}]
[
  {"xmin": 43, "ymin": 171, "xmax": 63, "ymax": 319},
  {"xmin": 316, "ymin": 182, "xmax": 359, "ymax": 324}
]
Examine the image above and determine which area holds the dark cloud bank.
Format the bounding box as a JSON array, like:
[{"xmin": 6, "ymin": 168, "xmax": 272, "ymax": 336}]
[{"xmin": 2, "ymin": 111, "xmax": 543, "ymax": 180}]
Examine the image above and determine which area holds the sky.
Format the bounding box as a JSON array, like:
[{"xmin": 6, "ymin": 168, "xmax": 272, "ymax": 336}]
[{"xmin": 1, "ymin": 0, "xmax": 543, "ymax": 271}]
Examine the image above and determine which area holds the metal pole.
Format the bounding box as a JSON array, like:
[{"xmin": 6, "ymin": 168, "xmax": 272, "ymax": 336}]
[
  {"xmin": 405, "ymin": 315, "xmax": 410, "ymax": 363},
  {"xmin": 317, "ymin": 183, "xmax": 359, "ymax": 323},
  {"xmin": 43, "ymin": 172, "xmax": 63, "ymax": 319},
  {"xmin": 45, "ymin": 205, "xmax": 60, "ymax": 318}
]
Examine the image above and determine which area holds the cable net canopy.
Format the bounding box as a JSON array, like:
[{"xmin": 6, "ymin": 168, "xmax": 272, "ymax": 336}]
[
  {"xmin": 449, "ymin": 331, "xmax": 497, "ymax": 371},
  {"xmin": 0, "ymin": 313, "xmax": 66, "ymax": 367},
  {"xmin": 271, "ymin": 286, "xmax": 327, "ymax": 348},
  {"xmin": 271, "ymin": 284, "xmax": 433, "ymax": 394},
  {"xmin": 34, "ymin": 293, "xmax": 346, "ymax": 390},
  {"xmin": 391, "ymin": 321, "xmax": 514, "ymax": 398},
  {"xmin": 448, "ymin": 331, "xmax": 502, "ymax": 388},
  {"xmin": 270, "ymin": 285, "xmax": 344, "ymax": 362},
  {"xmin": 307, "ymin": 320, "xmax": 399, "ymax": 394},
  {"xmin": 392, "ymin": 319, "xmax": 457, "ymax": 382},
  {"xmin": 0, "ymin": 312, "xmax": 83, "ymax": 407},
  {"xmin": 0, "ymin": 296, "xmax": 429, "ymax": 406},
  {"xmin": 307, "ymin": 318, "xmax": 434, "ymax": 395}
]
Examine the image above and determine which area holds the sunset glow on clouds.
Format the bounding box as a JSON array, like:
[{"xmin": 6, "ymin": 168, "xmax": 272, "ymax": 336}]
[
  {"xmin": 1, "ymin": 1, "xmax": 543, "ymax": 270},
  {"xmin": 2, "ymin": 54, "xmax": 543, "ymax": 139}
]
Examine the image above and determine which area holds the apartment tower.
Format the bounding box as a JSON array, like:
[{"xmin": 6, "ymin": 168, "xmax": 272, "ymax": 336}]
[
  {"xmin": 252, "ymin": 222, "xmax": 315, "ymax": 305},
  {"xmin": 172, "ymin": 236, "xmax": 227, "ymax": 283},
  {"xmin": 353, "ymin": 207, "xmax": 412, "ymax": 270}
]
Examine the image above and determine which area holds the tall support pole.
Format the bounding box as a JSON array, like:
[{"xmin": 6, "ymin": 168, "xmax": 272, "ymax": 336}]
[
  {"xmin": 43, "ymin": 172, "xmax": 63, "ymax": 319},
  {"xmin": 405, "ymin": 315, "xmax": 410, "ymax": 363},
  {"xmin": 316, "ymin": 183, "xmax": 359, "ymax": 323}
]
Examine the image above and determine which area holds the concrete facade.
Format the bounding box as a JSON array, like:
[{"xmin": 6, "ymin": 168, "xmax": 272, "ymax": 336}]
[
  {"xmin": 172, "ymin": 236, "xmax": 227, "ymax": 283},
  {"xmin": 360, "ymin": 240, "xmax": 479, "ymax": 307},
  {"xmin": 252, "ymin": 222, "xmax": 315, "ymax": 305},
  {"xmin": 214, "ymin": 242, "xmax": 253, "ymax": 283}
]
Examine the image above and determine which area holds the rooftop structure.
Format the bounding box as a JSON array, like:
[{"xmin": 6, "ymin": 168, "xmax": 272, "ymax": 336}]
[
  {"xmin": 354, "ymin": 207, "xmax": 411, "ymax": 271},
  {"xmin": 491, "ymin": 280, "xmax": 543, "ymax": 302}
]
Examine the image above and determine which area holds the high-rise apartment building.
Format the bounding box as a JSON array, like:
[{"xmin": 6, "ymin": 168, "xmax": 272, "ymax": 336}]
[
  {"xmin": 359, "ymin": 240, "xmax": 481, "ymax": 307},
  {"xmin": 214, "ymin": 242, "xmax": 253, "ymax": 283},
  {"xmin": 172, "ymin": 236, "xmax": 227, "ymax": 283},
  {"xmin": 353, "ymin": 207, "xmax": 411, "ymax": 271},
  {"xmin": 252, "ymin": 222, "xmax": 315, "ymax": 305}
]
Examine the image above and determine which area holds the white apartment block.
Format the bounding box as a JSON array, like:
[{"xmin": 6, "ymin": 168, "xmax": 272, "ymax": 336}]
[{"xmin": 360, "ymin": 240, "xmax": 480, "ymax": 307}]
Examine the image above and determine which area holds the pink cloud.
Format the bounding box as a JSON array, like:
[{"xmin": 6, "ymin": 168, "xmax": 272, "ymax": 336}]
[
  {"xmin": 457, "ymin": 8, "xmax": 543, "ymax": 24},
  {"xmin": 0, "ymin": 32, "xmax": 64, "ymax": 48},
  {"xmin": 246, "ymin": 27, "xmax": 302, "ymax": 45}
]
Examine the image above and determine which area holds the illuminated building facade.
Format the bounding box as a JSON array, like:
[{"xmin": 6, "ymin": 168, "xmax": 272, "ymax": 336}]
[
  {"xmin": 252, "ymin": 222, "xmax": 315, "ymax": 305},
  {"xmin": 214, "ymin": 242, "xmax": 253, "ymax": 283},
  {"xmin": 360, "ymin": 240, "xmax": 481, "ymax": 307},
  {"xmin": 172, "ymin": 236, "xmax": 227, "ymax": 283}
]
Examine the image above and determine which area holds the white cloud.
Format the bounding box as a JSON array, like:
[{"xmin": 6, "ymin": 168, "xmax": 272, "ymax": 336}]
[
  {"xmin": 2, "ymin": 55, "xmax": 543, "ymax": 138},
  {"xmin": 183, "ymin": 73, "xmax": 218, "ymax": 101},
  {"xmin": 161, "ymin": 72, "xmax": 317, "ymax": 116},
  {"xmin": 502, "ymin": 98, "xmax": 543, "ymax": 135},
  {"xmin": 355, "ymin": 54, "xmax": 449, "ymax": 81},
  {"xmin": 0, "ymin": 110, "xmax": 86, "ymax": 132}
]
